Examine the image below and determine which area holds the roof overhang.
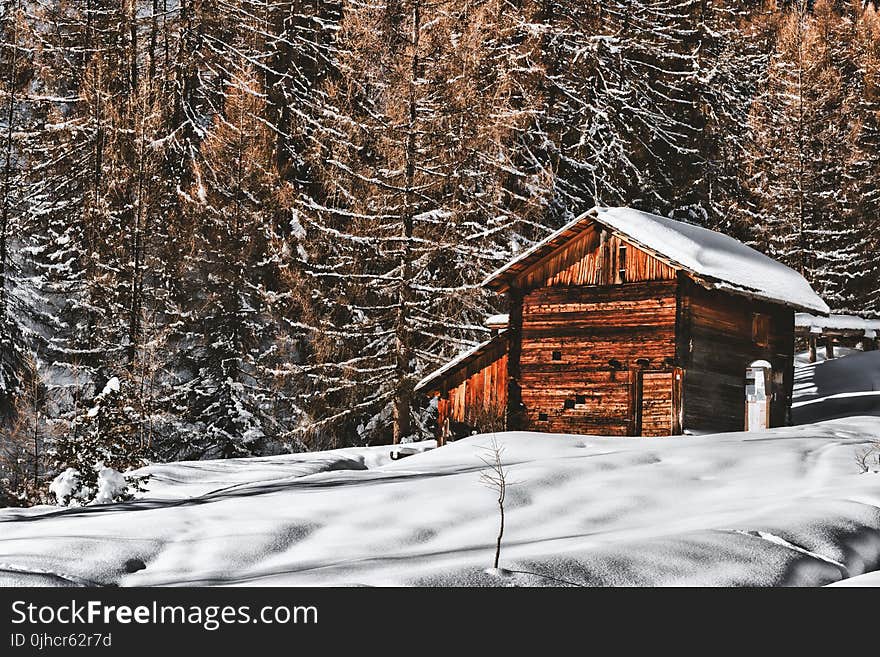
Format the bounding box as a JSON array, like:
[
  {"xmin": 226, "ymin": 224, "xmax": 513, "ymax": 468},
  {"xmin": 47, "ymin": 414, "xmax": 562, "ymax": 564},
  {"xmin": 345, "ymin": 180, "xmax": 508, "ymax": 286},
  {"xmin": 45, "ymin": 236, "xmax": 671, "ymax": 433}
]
[{"xmin": 481, "ymin": 210, "xmax": 599, "ymax": 294}]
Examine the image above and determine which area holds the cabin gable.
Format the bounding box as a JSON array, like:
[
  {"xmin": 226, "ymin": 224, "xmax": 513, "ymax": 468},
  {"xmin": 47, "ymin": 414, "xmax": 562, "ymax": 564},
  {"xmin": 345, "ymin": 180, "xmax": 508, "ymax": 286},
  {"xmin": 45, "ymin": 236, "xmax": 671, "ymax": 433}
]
[
  {"xmin": 500, "ymin": 223, "xmax": 682, "ymax": 437},
  {"xmin": 508, "ymin": 223, "xmax": 678, "ymax": 293}
]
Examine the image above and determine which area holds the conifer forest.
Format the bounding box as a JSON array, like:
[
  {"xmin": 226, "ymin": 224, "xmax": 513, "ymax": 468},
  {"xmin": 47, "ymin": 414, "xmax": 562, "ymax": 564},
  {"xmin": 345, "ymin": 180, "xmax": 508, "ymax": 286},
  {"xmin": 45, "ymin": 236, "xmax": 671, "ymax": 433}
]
[{"xmin": 1, "ymin": 0, "xmax": 879, "ymax": 504}]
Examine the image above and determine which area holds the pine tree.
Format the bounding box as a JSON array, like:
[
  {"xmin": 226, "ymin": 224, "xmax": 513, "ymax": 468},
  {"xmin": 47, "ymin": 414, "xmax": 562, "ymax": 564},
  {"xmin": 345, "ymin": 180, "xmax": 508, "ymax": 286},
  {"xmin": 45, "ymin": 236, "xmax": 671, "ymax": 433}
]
[
  {"xmin": 688, "ymin": 0, "xmax": 771, "ymax": 234},
  {"xmin": 804, "ymin": 0, "xmax": 855, "ymax": 311},
  {"xmin": 746, "ymin": 1, "xmax": 819, "ymax": 277},
  {"xmin": 49, "ymin": 376, "xmax": 149, "ymax": 504},
  {"xmin": 846, "ymin": 2, "xmax": 880, "ymax": 315},
  {"xmin": 301, "ymin": 0, "xmax": 544, "ymax": 445},
  {"xmin": 0, "ymin": 356, "xmax": 48, "ymax": 505},
  {"xmin": 0, "ymin": 0, "xmax": 32, "ymax": 416},
  {"xmin": 19, "ymin": 1, "xmax": 130, "ymax": 426},
  {"xmin": 171, "ymin": 69, "xmax": 294, "ymax": 458},
  {"xmin": 522, "ymin": 1, "xmax": 708, "ymax": 221},
  {"xmin": 744, "ymin": 0, "xmax": 873, "ymax": 312}
]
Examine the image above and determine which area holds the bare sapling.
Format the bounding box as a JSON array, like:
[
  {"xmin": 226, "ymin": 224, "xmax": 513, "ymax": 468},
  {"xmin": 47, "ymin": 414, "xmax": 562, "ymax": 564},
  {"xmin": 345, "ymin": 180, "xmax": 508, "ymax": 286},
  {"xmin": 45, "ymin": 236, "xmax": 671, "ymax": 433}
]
[{"xmin": 480, "ymin": 437, "xmax": 509, "ymax": 570}]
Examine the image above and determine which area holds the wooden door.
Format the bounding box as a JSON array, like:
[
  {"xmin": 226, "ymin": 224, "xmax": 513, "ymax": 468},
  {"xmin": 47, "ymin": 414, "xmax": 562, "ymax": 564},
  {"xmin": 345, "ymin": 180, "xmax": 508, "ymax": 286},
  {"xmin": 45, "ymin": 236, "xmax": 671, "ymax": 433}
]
[{"xmin": 633, "ymin": 369, "xmax": 682, "ymax": 437}]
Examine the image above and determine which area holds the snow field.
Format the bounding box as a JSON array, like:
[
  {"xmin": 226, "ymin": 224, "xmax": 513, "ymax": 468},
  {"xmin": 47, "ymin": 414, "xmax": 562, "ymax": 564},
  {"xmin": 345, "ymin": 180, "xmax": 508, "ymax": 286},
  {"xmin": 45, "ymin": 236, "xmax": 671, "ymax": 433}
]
[
  {"xmin": 0, "ymin": 420, "xmax": 878, "ymax": 586},
  {"xmin": 2, "ymin": 350, "xmax": 879, "ymax": 587}
]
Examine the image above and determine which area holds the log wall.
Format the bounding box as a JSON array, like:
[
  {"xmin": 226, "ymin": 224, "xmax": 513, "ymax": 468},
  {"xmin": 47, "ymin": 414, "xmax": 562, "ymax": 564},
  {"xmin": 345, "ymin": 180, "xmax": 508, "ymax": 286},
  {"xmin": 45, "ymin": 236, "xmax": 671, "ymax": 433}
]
[{"xmin": 518, "ymin": 280, "xmax": 679, "ymax": 435}]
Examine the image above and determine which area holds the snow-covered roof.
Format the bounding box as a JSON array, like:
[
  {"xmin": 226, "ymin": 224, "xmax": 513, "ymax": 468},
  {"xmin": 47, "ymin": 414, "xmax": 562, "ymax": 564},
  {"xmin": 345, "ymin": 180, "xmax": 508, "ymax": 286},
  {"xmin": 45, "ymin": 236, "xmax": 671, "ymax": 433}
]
[
  {"xmin": 796, "ymin": 313, "xmax": 880, "ymax": 336},
  {"xmin": 482, "ymin": 207, "xmax": 830, "ymax": 314},
  {"xmin": 414, "ymin": 332, "xmax": 507, "ymax": 394}
]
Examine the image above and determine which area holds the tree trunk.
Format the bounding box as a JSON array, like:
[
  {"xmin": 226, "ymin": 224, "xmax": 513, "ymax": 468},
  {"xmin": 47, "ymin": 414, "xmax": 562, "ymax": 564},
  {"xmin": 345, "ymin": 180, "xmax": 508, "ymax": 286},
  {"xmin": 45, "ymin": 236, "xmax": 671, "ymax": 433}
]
[
  {"xmin": 31, "ymin": 372, "xmax": 39, "ymax": 491},
  {"xmin": 796, "ymin": 2, "xmax": 807, "ymax": 277},
  {"xmin": 128, "ymin": 94, "xmax": 148, "ymax": 368},
  {"xmin": 149, "ymin": 0, "xmax": 159, "ymax": 84},
  {"xmin": 494, "ymin": 495, "xmax": 505, "ymax": 569},
  {"xmin": 0, "ymin": 0, "xmax": 20, "ymax": 321},
  {"xmin": 127, "ymin": 0, "xmax": 139, "ymax": 92},
  {"xmin": 392, "ymin": 2, "xmax": 420, "ymax": 444}
]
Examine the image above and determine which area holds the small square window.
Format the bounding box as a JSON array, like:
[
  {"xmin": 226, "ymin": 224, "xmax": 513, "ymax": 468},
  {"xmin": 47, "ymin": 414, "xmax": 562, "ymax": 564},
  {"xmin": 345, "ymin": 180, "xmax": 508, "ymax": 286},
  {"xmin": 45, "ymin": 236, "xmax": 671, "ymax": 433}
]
[
  {"xmin": 552, "ymin": 350, "xmax": 562, "ymax": 361},
  {"xmin": 538, "ymin": 412, "xmax": 549, "ymax": 421},
  {"xmin": 575, "ymin": 394, "xmax": 586, "ymax": 405},
  {"xmin": 563, "ymin": 399, "xmax": 575, "ymax": 409}
]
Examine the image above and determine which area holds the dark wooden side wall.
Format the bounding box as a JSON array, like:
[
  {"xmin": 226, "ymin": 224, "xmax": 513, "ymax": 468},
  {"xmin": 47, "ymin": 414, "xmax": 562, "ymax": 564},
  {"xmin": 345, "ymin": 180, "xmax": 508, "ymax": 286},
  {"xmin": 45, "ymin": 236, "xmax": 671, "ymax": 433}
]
[
  {"xmin": 518, "ymin": 280, "xmax": 679, "ymax": 435},
  {"xmin": 679, "ymin": 278, "xmax": 795, "ymax": 433}
]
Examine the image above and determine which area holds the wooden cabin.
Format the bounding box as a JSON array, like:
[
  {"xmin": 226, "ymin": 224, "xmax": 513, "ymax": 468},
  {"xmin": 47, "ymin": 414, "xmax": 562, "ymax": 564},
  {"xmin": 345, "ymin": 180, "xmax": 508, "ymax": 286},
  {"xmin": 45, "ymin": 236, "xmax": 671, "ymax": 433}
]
[{"xmin": 415, "ymin": 207, "xmax": 829, "ymax": 441}]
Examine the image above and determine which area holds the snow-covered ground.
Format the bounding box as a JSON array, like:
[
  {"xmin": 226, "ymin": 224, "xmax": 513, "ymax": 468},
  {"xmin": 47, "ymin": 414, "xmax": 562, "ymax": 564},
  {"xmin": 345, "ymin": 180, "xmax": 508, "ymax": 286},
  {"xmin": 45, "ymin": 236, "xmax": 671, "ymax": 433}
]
[
  {"xmin": 1, "ymin": 352, "xmax": 879, "ymax": 587},
  {"xmin": 793, "ymin": 347, "xmax": 880, "ymax": 424}
]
